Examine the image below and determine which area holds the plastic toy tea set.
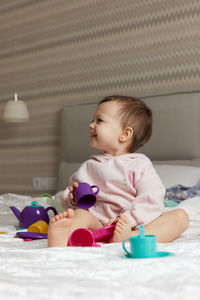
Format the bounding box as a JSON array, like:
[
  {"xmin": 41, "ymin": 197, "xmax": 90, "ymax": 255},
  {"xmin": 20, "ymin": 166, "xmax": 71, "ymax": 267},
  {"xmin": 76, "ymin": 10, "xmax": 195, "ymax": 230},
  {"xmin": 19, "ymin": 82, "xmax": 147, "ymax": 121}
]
[
  {"xmin": 10, "ymin": 182, "xmax": 175, "ymax": 259},
  {"xmin": 122, "ymin": 224, "xmax": 175, "ymax": 259},
  {"xmin": 10, "ymin": 200, "xmax": 57, "ymax": 240}
]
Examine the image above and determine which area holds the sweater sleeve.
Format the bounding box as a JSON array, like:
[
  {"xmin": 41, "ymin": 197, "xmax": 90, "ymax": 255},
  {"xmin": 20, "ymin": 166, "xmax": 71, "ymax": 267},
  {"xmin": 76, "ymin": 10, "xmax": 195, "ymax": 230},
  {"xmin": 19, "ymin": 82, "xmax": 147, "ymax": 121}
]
[{"xmin": 123, "ymin": 159, "xmax": 166, "ymax": 228}]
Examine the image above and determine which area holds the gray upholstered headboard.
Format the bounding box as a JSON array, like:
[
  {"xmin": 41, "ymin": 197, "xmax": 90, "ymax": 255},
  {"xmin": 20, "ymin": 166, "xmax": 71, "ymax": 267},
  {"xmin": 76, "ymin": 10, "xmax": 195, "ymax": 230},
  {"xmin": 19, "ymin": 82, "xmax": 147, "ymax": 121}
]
[{"xmin": 57, "ymin": 92, "xmax": 200, "ymax": 191}]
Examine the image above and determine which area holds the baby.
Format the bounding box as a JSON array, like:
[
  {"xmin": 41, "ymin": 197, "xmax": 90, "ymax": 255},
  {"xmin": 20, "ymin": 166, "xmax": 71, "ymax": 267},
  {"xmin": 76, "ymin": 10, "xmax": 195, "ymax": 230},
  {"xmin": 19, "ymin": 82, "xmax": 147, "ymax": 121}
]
[{"xmin": 48, "ymin": 95, "xmax": 189, "ymax": 247}]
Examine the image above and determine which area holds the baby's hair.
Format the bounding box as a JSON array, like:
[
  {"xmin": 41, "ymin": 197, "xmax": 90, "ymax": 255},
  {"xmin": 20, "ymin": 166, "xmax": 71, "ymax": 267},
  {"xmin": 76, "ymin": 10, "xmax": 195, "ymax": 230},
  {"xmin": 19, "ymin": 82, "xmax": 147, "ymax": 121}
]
[{"xmin": 99, "ymin": 95, "xmax": 152, "ymax": 152}]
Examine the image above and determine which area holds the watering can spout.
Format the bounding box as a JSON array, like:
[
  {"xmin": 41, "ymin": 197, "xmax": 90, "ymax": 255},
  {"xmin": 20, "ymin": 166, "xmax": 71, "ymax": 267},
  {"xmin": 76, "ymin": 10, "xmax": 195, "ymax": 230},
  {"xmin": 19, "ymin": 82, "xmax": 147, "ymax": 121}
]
[{"xmin": 10, "ymin": 206, "xmax": 21, "ymax": 221}]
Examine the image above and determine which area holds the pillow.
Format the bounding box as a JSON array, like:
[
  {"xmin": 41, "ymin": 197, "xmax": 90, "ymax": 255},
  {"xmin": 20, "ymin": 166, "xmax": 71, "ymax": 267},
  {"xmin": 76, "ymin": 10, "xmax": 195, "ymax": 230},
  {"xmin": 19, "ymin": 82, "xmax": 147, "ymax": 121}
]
[{"xmin": 153, "ymin": 164, "xmax": 200, "ymax": 188}]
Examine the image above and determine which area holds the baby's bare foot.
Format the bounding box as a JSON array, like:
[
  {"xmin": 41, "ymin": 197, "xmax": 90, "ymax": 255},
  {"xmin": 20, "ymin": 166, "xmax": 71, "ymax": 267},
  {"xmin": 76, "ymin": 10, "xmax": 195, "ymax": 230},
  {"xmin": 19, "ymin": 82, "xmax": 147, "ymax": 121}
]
[
  {"xmin": 110, "ymin": 214, "xmax": 132, "ymax": 243},
  {"xmin": 48, "ymin": 209, "xmax": 74, "ymax": 247}
]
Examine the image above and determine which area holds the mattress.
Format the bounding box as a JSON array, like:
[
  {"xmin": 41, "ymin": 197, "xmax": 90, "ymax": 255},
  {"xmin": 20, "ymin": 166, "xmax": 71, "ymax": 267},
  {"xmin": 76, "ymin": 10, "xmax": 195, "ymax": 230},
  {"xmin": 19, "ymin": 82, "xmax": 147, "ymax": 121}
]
[{"xmin": 0, "ymin": 193, "xmax": 200, "ymax": 300}]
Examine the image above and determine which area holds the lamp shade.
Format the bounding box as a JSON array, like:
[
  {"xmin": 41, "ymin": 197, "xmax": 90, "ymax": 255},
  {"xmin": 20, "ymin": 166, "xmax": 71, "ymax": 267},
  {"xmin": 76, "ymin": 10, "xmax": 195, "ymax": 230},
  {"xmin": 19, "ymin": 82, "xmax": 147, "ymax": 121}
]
[{"xmin": 3, "ymin": 95, "xmax": 29, "ymax": 123}]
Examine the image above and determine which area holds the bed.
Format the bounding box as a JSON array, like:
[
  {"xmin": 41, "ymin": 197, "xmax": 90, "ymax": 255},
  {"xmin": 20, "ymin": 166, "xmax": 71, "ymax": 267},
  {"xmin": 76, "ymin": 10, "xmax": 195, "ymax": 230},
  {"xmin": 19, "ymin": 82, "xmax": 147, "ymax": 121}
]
[{"xmin": 1, "ymin": 92, "xmax": 200, "ymax": 300}]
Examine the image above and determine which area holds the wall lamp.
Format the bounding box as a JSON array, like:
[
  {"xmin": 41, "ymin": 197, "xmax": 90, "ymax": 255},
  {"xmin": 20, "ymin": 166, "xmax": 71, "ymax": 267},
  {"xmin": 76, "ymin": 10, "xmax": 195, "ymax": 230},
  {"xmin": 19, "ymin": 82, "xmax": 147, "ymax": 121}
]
[{"xmin": 3, "ymin": 93, "xmax": 29, "ymax": 123}]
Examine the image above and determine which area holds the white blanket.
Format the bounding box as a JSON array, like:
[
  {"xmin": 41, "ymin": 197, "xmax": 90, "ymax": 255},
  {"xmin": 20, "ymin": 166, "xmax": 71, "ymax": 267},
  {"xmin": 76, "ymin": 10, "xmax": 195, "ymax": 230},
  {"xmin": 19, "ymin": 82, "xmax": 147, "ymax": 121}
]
[{"xmin": 0, "ymin": 194, "xmax": 200, "ymax": 300}]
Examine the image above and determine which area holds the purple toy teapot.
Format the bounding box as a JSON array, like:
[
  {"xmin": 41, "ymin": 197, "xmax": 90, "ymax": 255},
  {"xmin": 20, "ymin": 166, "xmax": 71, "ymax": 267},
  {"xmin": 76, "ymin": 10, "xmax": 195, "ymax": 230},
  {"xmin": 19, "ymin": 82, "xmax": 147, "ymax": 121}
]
[{"xmin": 10, "ymin": 201, "xmax": 57, "ymax": 229}]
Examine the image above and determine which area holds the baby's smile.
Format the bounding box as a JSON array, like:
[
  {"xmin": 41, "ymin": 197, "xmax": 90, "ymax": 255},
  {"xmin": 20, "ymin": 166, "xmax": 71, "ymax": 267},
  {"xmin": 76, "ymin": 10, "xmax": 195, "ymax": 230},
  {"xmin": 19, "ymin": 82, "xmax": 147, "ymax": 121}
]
[{"xmin": 90, "ymin": 132, "xmax": 97, "ymax": 138}]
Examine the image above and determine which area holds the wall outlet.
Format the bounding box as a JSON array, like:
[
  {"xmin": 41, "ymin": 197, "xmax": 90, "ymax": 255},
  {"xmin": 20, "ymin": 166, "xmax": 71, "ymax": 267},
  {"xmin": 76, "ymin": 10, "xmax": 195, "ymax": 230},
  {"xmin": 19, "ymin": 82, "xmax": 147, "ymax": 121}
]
[{"xmin": 33, "ymin": 177, "xmax": 57, "ymax": 191}]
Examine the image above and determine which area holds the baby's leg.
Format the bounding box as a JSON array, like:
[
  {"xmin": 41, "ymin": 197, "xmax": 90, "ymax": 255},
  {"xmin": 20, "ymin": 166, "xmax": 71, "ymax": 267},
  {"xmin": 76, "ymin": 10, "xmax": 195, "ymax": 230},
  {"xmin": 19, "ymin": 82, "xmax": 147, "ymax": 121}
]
[
  {"xmin": 110, "ymin": 208, "xmax": 189, "ymax": 243},
  {"xmin": 48, "ymin": 208, "xmax": 102, "ymax": 247},
  {"xmin": 69, "ymin": 208, "xmax": 103, "ymax": 233},
  {"xmin": 136, "ymin": 208, "xmax": 189, "ymax": 243}
]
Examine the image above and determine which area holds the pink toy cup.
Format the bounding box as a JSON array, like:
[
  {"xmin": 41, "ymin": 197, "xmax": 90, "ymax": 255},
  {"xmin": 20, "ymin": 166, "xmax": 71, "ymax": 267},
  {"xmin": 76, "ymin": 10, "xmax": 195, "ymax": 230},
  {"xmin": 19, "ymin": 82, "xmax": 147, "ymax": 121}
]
[
  {"xmin": 73, "ymin": 182, "xmax": 99, "ymax": 209},
  {"xmin": 92, "ymin": 224, "xmax": 116, "ymax": 243},
  {"xmin": 69, "ymin": 228, "xmax": 100, "ymax": 247}
]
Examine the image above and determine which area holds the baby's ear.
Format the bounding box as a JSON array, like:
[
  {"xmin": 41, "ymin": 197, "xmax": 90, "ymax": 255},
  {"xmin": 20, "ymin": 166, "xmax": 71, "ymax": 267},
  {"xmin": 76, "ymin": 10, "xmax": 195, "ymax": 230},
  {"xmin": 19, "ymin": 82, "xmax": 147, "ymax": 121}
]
[{"xmin": 119, "ymin": 127, "xmax": 133, "ymax": 142}]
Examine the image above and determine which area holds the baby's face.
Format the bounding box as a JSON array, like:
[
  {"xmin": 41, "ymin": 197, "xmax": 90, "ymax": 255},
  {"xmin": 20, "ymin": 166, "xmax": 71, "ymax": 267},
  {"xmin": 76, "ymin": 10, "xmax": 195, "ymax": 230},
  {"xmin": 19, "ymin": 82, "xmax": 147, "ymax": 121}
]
[{"xmin": 89, "ymin": 101, "xmax": 123, "ymax": 155}]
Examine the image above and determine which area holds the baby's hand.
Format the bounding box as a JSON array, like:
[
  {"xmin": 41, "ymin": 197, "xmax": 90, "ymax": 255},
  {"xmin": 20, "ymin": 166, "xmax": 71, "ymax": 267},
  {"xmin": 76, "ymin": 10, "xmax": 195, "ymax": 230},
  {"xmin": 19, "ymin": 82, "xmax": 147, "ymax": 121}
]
[{"xmin": 68, "ymin": 182, "xmax": 79, "ymax": 206}]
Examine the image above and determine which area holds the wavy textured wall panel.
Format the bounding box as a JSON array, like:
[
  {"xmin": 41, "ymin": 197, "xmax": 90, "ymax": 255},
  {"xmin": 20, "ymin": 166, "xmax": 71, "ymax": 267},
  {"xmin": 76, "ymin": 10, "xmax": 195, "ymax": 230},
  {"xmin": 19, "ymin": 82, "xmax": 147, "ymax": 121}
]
[{"xmin": 0, "ymin": 0, "xmax": 199, "ymax": 195}]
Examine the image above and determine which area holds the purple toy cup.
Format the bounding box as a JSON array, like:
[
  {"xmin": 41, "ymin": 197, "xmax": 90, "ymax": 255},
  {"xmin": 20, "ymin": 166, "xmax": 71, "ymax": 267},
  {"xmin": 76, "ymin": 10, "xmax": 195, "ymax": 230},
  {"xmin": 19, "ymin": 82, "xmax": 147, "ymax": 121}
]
[
  {"xmin": 73, "ymin": 182, "xmax": 99, "ymax": 209},
  {"xmin": 69, "ymin": 228, "xmax": 100, "ymax": 247}
]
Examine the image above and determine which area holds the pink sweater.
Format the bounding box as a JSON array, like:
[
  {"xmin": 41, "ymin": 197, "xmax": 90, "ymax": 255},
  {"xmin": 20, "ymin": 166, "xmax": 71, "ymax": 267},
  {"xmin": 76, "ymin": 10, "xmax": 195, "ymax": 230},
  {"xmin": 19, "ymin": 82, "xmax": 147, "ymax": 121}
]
[{"xmin": 61, "ymin": 153, "xmax": 165, "ymax": 228}]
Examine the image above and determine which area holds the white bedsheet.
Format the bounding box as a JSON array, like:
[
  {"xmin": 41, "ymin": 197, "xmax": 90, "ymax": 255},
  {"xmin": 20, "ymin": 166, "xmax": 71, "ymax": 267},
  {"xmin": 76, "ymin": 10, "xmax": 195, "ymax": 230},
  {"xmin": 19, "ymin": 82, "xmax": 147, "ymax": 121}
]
[{"xmin": 0, "ymin": 194, "xmax": 200, "ymax": 300}]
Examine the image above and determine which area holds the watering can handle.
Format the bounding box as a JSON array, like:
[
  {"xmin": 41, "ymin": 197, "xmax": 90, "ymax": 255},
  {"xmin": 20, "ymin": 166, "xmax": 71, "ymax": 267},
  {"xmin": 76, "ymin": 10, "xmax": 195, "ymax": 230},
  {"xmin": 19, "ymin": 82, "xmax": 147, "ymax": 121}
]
[{"xmin": 46, "ymin": 206, "xmax": 57, "ymax": 216}]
